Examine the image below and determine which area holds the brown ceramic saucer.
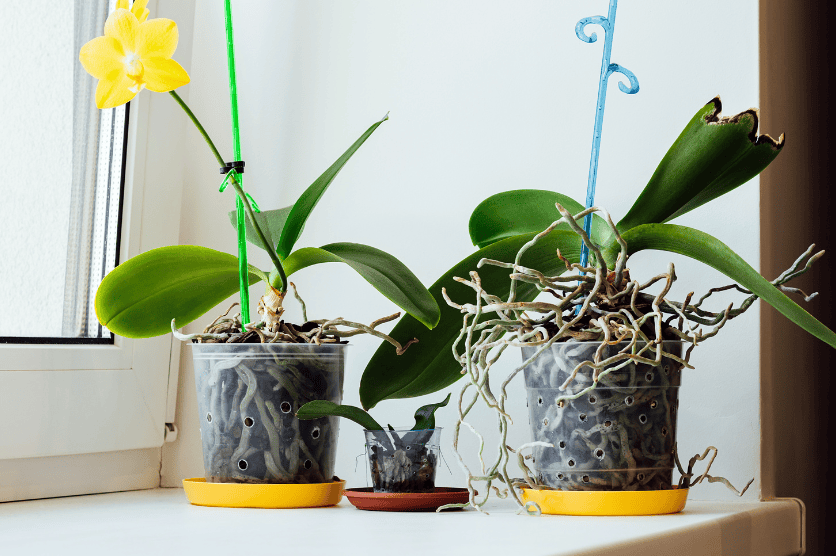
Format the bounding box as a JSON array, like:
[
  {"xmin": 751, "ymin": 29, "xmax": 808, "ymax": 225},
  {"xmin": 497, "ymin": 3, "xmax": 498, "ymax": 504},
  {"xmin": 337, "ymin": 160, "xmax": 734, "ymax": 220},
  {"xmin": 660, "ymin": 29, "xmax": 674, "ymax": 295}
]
[{"xmin": 344, "ymin": 487, "xmax": 470, "ymax": 512}]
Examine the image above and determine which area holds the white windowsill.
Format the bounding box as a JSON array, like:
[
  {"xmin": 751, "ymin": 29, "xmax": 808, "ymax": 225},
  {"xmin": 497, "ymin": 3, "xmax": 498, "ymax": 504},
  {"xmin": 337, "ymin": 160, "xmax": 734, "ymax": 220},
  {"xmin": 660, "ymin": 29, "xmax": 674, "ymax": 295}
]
[{"xmin": 0, "ymin": 488, "xmax": 803, "ymax": 555}]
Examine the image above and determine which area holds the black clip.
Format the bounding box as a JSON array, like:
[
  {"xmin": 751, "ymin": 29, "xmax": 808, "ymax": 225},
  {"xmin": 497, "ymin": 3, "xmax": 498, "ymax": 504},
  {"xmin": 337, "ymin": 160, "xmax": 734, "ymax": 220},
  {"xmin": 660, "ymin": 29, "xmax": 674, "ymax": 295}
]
[{"xmin": 220, "ymin": 160, "xmax": 245, "ymax": 174}]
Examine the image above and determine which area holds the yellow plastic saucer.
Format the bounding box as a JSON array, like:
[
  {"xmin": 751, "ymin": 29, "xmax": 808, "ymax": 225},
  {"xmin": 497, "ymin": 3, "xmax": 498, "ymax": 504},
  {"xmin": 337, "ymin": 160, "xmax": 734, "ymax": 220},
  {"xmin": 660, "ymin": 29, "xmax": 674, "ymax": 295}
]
[
  {"xmin": 520, "ymin": 486, "xmax": 688, "ymax": 516},
  {"xmin": 183, "ymin": 478, "xmax": 345, "ymax": 509}
]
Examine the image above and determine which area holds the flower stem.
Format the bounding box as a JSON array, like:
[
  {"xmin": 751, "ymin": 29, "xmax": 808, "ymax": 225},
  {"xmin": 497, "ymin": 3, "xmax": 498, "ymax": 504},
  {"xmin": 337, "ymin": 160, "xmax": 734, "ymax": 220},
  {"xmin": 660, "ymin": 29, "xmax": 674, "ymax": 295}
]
[
  {"xmin": 168, "ymin": 90, "xmax": 287, "ymax": 292},
  {"xmin": 169, "ymin": 90, "xmax": 225, "ymax": 166}
]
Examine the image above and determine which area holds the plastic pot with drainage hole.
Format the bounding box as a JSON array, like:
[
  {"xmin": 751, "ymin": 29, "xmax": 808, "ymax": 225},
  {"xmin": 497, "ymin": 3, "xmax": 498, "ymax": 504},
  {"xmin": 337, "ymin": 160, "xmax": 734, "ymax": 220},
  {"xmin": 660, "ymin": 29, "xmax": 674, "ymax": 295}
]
[
  {"xmin": 364, "ymin": 428, "xmax": 442, "ymax": 493},
  {"xmin": 192, "ymin": 343, "xmax": 346, "ymax": 484},
  {"xmin": 296, "ymin": 392, "xmax": 472, "ymax": 510},
  {"xmin": 522, "ymin": 341, "xmax": 682, "ymax": 492}
]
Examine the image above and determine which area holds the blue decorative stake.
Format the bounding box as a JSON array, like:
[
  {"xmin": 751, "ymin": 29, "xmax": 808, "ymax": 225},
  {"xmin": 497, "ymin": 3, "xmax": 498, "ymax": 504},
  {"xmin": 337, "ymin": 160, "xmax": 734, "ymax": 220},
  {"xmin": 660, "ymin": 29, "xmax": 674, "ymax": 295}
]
[{"xmin": 576, "ymin": 0, "xmax": 639, "ymax": 272}]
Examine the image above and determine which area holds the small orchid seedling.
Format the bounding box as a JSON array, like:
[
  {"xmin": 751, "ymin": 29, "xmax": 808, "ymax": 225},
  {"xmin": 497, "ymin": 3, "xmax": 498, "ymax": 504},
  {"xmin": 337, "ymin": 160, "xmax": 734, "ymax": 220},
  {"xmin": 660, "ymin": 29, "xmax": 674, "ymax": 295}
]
[
  {"xmin": 296, "ymin": 393, "xmax": 451, "ymax": 433},
  {"xmin": 298, "ymin": 394, "xmax": 452, "ymax": 492}
]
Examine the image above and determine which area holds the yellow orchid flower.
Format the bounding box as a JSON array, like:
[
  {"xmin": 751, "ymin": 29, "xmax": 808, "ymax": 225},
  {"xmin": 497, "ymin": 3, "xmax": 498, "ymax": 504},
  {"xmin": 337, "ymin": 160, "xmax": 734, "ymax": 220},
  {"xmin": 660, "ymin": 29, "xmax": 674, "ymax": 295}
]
[{"xmin": 79, "ymin": 3, "xmax": 189, "ymax": 109}]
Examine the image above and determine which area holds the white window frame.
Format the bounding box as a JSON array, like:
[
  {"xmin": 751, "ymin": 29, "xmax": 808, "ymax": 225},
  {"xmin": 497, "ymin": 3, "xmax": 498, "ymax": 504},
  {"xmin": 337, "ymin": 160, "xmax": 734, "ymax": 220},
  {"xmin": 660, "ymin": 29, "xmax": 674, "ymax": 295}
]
[{"xmin": 0, "ymin": 0, "xmax": 194, "ymax": 502}]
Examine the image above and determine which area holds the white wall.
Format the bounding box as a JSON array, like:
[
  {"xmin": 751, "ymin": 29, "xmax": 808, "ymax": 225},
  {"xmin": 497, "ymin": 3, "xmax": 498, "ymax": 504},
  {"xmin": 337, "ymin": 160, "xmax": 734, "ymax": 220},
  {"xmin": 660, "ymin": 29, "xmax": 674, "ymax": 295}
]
[
  {"xmin": 163, "ymin": 0, "xmax": 762, "ymax": 502},
  {"xmin": 0, "ymin": 1, "xmax": 73, "ymax": 336}
]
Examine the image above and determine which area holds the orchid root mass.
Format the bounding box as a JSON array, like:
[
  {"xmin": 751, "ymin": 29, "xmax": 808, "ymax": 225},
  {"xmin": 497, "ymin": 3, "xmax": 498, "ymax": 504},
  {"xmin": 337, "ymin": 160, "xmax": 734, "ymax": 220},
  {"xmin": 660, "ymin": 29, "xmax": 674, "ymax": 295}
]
[
  {"xmin": 439, "ymin": 204, "xmax": 821, "ymax": 513},
  {"xmin": 172, "ymin": 282, "xmax": 417, "ymax": 355}
]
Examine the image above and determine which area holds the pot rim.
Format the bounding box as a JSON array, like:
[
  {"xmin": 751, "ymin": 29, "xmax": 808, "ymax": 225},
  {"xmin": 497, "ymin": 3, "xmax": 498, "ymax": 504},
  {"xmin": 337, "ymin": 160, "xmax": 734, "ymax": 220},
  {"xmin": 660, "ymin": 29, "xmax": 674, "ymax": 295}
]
[
  {"xmin": 520, "ymin": 339, "xmax": 684, "ymax": 346},
  {"xmin": 362, "ymin": 427, "xmax": 443, "ymax": 433}
]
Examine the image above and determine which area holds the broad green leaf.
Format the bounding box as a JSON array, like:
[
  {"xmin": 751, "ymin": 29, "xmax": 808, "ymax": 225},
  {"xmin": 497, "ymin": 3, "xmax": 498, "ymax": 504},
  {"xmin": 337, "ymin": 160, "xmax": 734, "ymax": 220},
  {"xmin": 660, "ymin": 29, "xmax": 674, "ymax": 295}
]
[
  {"xmin": 283, "ymin": 242, "xmax": 440, "ymax": 329},
  {"xmin": 277, "ymin": 115, "xmax": 388, "ymax": 259},
  {"xmin": 618, "ymin": 98, "xmax": 783, "ymax": 232},
  {"xmin": 359, "ymin": 230, "xmax": 583, "ymax": 409},
  {"xmin": 95, "ymin": 245, "xmax": 265, "ymax": 339},
  {"xmin": 412, "ymin": 393, "xmax": 451, "ymax": 430},
  {"xmin": 602, "ymin": 224, "xmax": 836, "ymax": 349},
  {"xmin": 469, "ymin": 189, "xmax": 609, "ymax": 249},
  {"xmin": 296, "ymin": 400, "xmax": 383, "ymax": 431},
  {"xmin": 227, "ymin": 206, "xmax": 295, "ymax": 256}
]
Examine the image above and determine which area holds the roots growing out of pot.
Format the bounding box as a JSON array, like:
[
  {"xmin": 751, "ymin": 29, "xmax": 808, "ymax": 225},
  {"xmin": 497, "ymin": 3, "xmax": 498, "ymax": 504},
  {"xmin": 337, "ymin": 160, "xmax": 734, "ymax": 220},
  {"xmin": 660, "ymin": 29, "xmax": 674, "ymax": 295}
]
[
  {"xmin": 192, "ymin": 343, "xmax": 345, "ymax": 484},
  {"xmin": 440, "ymin": 205, "xmax": 820, "ymax": 512},
  {"xmin": 365, "ymin": 429, "xmax": 441, "ymax": 493}
]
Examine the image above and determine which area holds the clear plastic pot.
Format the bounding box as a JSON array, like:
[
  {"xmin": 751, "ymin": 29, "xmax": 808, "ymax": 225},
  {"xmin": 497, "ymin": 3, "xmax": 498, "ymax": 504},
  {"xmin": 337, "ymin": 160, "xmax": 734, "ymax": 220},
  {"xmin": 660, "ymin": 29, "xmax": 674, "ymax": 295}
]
[
  {"xmin": 522, "ymin": 341, "xmax": 682, "ymax": 491},
  {"xmin": 192, "ymin": 343, "xmax": 346, "ymax": 484},
  {"xmin": 364, "ymin": 428, "xmax": 442, "ymax": 493}
]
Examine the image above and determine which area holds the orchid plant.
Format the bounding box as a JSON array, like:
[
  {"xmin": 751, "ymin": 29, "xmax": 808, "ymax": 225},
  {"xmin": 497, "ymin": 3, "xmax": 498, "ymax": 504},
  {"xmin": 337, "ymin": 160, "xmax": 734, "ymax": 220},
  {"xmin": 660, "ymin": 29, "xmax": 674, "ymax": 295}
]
[
  {"xmin": 84, "ymin": 2, "xmax": 440, "ymax": 344},
  {"xmin": 359, "ymin": 98, "xmax": 836, "ymax": 409},
  {"xmin": 296, "ymin": 393, "xmax": 451, "ymax": 432}
]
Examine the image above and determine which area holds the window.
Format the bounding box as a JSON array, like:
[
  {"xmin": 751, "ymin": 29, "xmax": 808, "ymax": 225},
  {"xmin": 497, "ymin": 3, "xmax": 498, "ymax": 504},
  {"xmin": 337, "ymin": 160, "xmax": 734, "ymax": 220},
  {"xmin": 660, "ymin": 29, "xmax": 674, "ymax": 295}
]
[
  {"xmin": 0, "ymin": 0, "xmax": 191, "ymax": 501},
  {"xmin": 1, "ymin": 1, "xmax": 126, "ymax": 342}
]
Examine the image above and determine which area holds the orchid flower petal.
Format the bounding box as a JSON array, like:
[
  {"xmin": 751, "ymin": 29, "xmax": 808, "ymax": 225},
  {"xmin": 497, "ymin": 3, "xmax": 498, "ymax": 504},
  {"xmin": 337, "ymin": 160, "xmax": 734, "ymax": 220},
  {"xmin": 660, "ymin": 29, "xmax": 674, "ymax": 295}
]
[
  {"xmin": 115, "ymin": 0, "xmax": 149, "ymax": 23},
  {"xmin": 142, "ymin": 57, "xmax": 190, "ymax": 92},
  {"xmin": 137, "ymin": 18, "xmax": 178, "ymax": 59},
  {"xmin": 132, "ymin": 0, "xmax": 150, "ymax": 23},
  {"xmin": 79, "ymin": 36, "xmax": 123, "ymax": 79},
  {"xmin": 95, "ymin": 70, "xmax": 138, "ymax": 109},
  {"xmin": 104, "ymin": 8, "xmax": 138, "ymax": 53}
]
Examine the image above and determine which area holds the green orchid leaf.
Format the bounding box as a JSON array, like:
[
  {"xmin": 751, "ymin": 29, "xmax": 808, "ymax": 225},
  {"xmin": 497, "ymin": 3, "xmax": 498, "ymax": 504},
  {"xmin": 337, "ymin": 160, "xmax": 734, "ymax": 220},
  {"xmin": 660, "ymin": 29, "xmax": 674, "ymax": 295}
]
[
  {"xmin": 602, "ymin": 224, "xmax": 836, "ymax": 349},
  {"xmin": 296, "ymin": 400, "xmax": 383, "ymax": 431},
  {"xmin": 469, "ymin": 189, "xmax": 609, "ymax": 249},
  {"xmin": 412, "ymin": 393, "xmax": 451, "ymax": 430},
  {"xmin": 618, "ymin": 98, "xmax": 784, "ymax": 233},
  {"xmin": 359, "ymin": 230, "xmax": 583, "ymax": 410},
  {"xmin": 277, "ymin": 115, "xmax": 388, "ymax": 259},
  {"xmin": 227, "ymin": 205, "xmax": 295, "ymax": 256},
  {"xmin": 95, "ymin": 245, "xmax": 265, "ymax": 339},
  {"xmin": 283, "ymin": 242, "xmax": 440, "ymax": 329}
]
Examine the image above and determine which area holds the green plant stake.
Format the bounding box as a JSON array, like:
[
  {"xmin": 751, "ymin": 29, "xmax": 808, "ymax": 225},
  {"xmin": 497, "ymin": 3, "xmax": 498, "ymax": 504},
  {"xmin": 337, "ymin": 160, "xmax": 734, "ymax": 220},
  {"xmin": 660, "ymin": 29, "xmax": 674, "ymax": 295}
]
[{"xmin": 223, "ymin": 0, "xmax": 250, "ymax": 324}]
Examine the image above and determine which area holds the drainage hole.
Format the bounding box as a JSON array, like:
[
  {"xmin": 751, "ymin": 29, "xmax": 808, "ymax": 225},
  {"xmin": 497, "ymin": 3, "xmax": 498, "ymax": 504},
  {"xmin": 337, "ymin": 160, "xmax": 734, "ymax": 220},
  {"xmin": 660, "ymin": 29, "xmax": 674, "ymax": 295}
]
[
  {"xmin": 637, "ymin": 473, "xmax": 645, "ymax": 481},
  {"xmin": 206, "ymin": 413, "xmax": 212, "ymax": 423},
  {"xmin": 579, "ymin": 413, "xmax": 587, "ymax": 422},
  {"xmin": 238, "ymin": 459, "xmax": 248, "ymax": 471},
  {"xmin": 280, "ymin": 401, "xmax": 292, "ymax": 414},
  {"xmin": 557, "ymin": 473, "xmax": 565, "ymax": 480},
  {"xmin": 639, "ymin": 414, "xmax": 647, "ymax": 424},
  {"xmin": 543, "ymin": 418, "xmax": 549, "ymax": 427},
  {"xmin": 604, "ymin": 420, "xmax": 612, "ymax": 427},
  {"xmin": 557, "ymin": 400, "xmax": 565, "ymax": 408},
  {"xmin": 311, "ymin": 427, "xmax": 321, "ymax": 439},
  {"xmin": 649, "ymin": 400, "xmax": 658, "ymax": 409},
  {"xmin": 588, "ymin": 395, "xmax": 597, "ymax": 404},
  {"xmin": 406, "ymin": 446, "xmax": 412, "ymax": 451},
  {"xmin": 645, "ymin": 372, "xmax": 654, "ymax": 382},
  {"xmin": 244, "ymin": 417, "xmax": 254, "ymax": 428},
  {"xmin": 625, "ymin": 396, "xmax": 634, "ymax": 406},
  {"xmin": 582, "ymin": 475, "xmax": 590, "ymax": 483},
  {"xmin": 567, "ymin": 459, "xmax": 575, "ymax": 467},
  {"xmin": 595, "ymin": 449, "xmax": 604, "ymax": 459},
  {"xmin": 538, "ymin": 396, "xmax": 543, "ymax": 406},
  {"xmin": 558, "ymin": 440, "xmax": 566, "ymax": 449},
  {"xmin": 304, "ymin": 460, "xmax": 313, "ymax": 470},
  {"xmin": 663, "ymin": 365, "xmax": 670, "ymax": 375},
  {"xmin": 661, "ymin": 426, "xmax": 669, "ymax": 436}
]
